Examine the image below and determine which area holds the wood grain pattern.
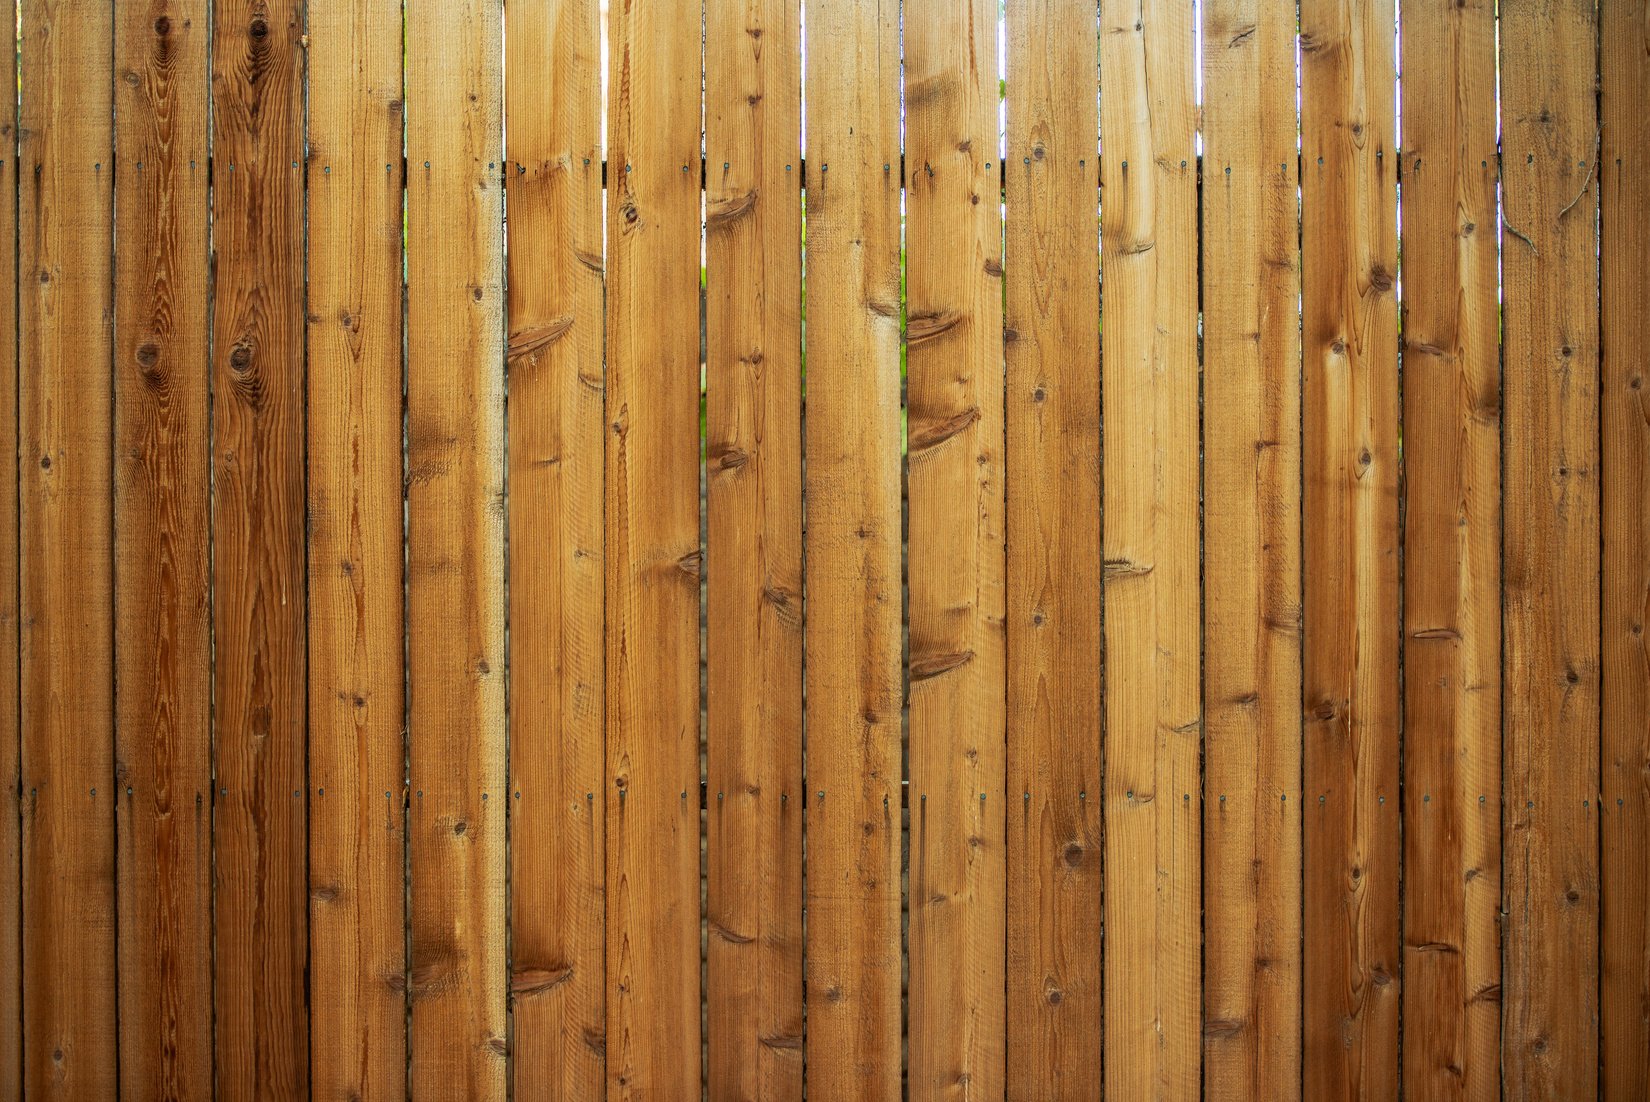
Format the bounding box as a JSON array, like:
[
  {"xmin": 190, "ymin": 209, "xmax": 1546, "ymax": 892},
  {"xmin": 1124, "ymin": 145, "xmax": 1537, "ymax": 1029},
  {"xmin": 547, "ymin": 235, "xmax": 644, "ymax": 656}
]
[
  {"xmin": 1099, "ymin": 0, "xmax": 1200, "ymax": 1095},
  {"xmin": 1200, "ymin": 0, "xmax": 1302, "ymax": 1095},
  {"xmin": 1398, "ymin": 2, "xmax": 1501, "ymax": 1097},
  {"xmin": 905, "ymin": 0, "xmax": 1005, "ymax": 1096},
  {"xmin": 1601, "ymin": 3, "xmax": 1650, "ymax": 1098},
  {"xmin": 18, "ymin": 2, "xmax": 117, "ymax": 1096},
  {"xmin": 1299, "ymin": 0, "xmax": 1401, "ymax": 1094},
  {"xmin": 0, "ymin": 0, "xmax": 19, "ymax": 1093},
  {"xmin": 801, "ymin": 0, "xmax": 903, "ymax": 1096},
  {"xmin": 1003, "ymin": 1, "xmax": 1101, "ymax": 1096},
  {"xmin": 210, "ymin": 0, "xmax": 309, "ymax": 1093},
  {"xmin": 306, "ymin": 0, "xmax": 408, "ymax": 1097},
  {"xmin": 1500, "ymin": 2, "xmax": 1601, "ymax": 1097},
  {"xmin": 704, "ymin": 0, "xmax": 805, "ymax": 1096},
  {"xmin": 114, "ymin": 1, "xmax": 213, "ymax": 1096},
  {"xmin": 404, "ymin": 0, "xmax": 507, "ymax": 1095},
  {"xmin": 603, "ymin": 0, "xmax": 703, "ymax": 1095},
  {"xmin": 505, "ymin": 0, "xmax": 606, "ymax": 1096}
]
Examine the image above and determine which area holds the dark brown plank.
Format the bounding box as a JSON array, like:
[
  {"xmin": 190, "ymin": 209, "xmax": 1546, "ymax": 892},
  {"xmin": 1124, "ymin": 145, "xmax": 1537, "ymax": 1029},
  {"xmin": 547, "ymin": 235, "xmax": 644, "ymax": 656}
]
[
  {"xmin": 114, "ymin": 0, "xmax": 213, "ymax": 1096},
  {"xmin": 210, "ymin": 1, "xmax": 309, "ymax": 1092}
]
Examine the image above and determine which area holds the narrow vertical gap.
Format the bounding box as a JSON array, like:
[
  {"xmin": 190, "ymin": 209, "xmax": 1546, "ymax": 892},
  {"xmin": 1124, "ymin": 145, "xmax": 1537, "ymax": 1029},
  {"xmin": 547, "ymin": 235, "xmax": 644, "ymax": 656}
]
[
  {"xmin": 297, "ymin": 0, "xmax": 314, "ymax": 1094},
  {"xmin": 7, "ymin": 2, "xmax": 19, "ymax": 1084},
  {"xmin": 1590, "ymin": 0, "xmax": 1605, "ymax": 1086},
  {"xmin": 697, "ymin": 2, "xmax": 710, "ymax": 1095},
  {"xmin": 398, "ymin": 4, "xmax": 413, "ymax": 1096},
  {"xmin": 1191, "ymin": 1, "xmax": 1208, "ymax": 1096},
  {"xmin": 107, "ymin": 0, "xmax": 121, "ymax": 1082},
  {"xmin": 204, "ymin": 0, "xmax": 221, "ymax": 1091},
  {"xmin": 995, "ymin": 0, "xmax": 1009, "ymax": 1084},
  {"xmin": 1092, "ymin": 1, "xmax": 1105, "ymax": 1088},
  {"xmin": 596, "ymin": 0, "xmax": 611, "ymax": 1091},
  {"xmin": 1391, "ymin": 1, "xmax": 1405, "ymax": 1092},
  {"xmin": 1490, "ymin": 4, "xmax": 1505, "ymax": 1091},
  {"xmin": 896, "ymin": 0, "xmax": 910, "ymax": 1092},
  {"xmin": 796, "ymin": 10, "xmax": 809, "ymax": 1096},
  {"xmin": 496, "ymin": 4, "xmax": 512, "ymax": 1100},
  {"xmin": 1291, "ymin": 7, "xmax": 1305, "ymax": 1097}
]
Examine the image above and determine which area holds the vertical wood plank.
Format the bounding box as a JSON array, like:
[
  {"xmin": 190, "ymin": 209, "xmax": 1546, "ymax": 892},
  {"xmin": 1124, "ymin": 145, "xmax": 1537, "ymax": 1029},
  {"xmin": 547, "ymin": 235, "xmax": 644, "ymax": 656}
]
[
  {"xmin": 306, "ymin": 0, "xmax": 408, "ymax": 1097},
  {"xmin": 210, "ymin": 0, "xmax": 309, "ymax": 1092},
  {"xmin": 905, "ymin": 0, "xmax": 1005, "ymax": 1096},
  {"xmin": 1299, "ymin": 0, "xmax": 1401, "ymax": 1094},
  {"xmin": 0, "ymin": 0, "xmax": 19, "ymax": 1092},
  {"xmin": 1003, "ymin": 0, "xmax": 1102, "ymax": 1095},
  {"xmin": 1099, "ymin": 0, "xmax": 1200, "ymax": 1094},
  {"xmin": 405, "ymin": 0, "xmax": 507, "ymax": 1094},
  {"xmin": 704, "ymin": 0, "xmax": 805, "ymax": 1095},
  {"xmin": 801, "ymin": 0, "xmax": 903, "ymax": 1096},
  {"xmin": 1398, "ymin": 1, "xmax": 1501, "ymax": 1097},
  {"xmin": 114, "ymin": 0, "xmax": 213, "ymax": 1096},
  {"xmin": 602, "ymin": 0, "xmax": 703, "ymax": 1095},
  {"xmin": 505, "ymin": 0, "xmax": 606, "ymax": 1096},
  {"xmin": 1601, "ymin": 3, "xmax": 1650, "ymax": 1098},
  {"xmin": 1500, "ymin": 1, "xmax": 1601, "ymax": 1097},
  {"xmin": 18, "ymin": 1, "xmax": 117, "ymax": 1095},
  {"xmin": 1199, "ymin": 0, "xmax": 1302, "ymax": 1095}
]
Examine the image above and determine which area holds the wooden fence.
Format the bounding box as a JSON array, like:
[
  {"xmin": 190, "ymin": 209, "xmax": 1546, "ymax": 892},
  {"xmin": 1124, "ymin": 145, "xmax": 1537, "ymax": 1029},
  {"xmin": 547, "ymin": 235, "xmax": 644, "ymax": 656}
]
[{"xmin": 1, "ymin": 0, "xmax": 1646, "ymax": 1098}]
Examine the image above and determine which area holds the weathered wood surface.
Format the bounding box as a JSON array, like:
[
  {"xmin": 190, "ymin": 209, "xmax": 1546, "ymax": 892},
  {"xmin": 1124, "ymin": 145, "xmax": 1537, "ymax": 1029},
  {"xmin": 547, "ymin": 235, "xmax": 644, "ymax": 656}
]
[
  {"xmin": 1501, "ymin": 1, "xmax": 1602, "ymax": 1097},
  {"xmin": 506, "ymin": 0, "xmax": 607, "ymax": 1096},
  {"xmin": 20, "ymin": 1, "xmax": 118, "ymax": 1096},
  {"xmin": 802, "ymin": 0, "xmax": 904, "ymax": 1096},
  {"xmin": 114, "ymin": 0, "xmax": 213, "ymax": 1096},
  {"xmin": 704, "ymin": 0, "xmax": 805, "ymax": 1097},
  {"xmin": 306, "ymin": 0, "xmax": 408, "ymax": 1097},
  {"xmin": 1300, "ymin": 0, "xmax": 1401, "ymax": 1094},
  {"xmin": 1201, "ymin": 0, "xmax": 1302, "ymax": 1095},
  {"xmin": 1399, "ymin": 0, "xmax": 1502, "ymax": 1097},
  {"xmin": 1004, "ymin": 0, "xmax": 1102, "ymax": 1096}
]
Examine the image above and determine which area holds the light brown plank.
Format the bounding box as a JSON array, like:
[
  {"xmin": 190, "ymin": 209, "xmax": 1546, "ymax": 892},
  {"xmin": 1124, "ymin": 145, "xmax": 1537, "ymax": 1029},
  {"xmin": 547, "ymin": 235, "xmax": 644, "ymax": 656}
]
[
  {"xmin": 905, "ymin": 0, "xmax": 1005, "ymax": 1096},
  {"xmin": 306, "ymin": 0, "xmax": 408, "ymax": 1097},
  {"xmin": 801, "ymin": 0, "xmax": 903, "ymax": 1096},
  {"xmin": 210, "ymin": 1, "xmax": 309, "ymax": 1093},
  {"xmin": 1299, "ymin": 0, "xmax": 1401, "ymax": 1094},
  {"xmin": 1398, "ymin": 1, "xmax": 1501, "ymax": 1097},
  {"xmin": 113, "ymin": 1, "xmax": 213, "ymax": 1096},
  {"xmin": 505, "ymin": 0, "xmax": 606, "ymax": 1096},
  {"xmin": 0, "ymin": 0, "xmax": 19, "ymax": 1092},
  {"xmin": 1500, "ymin": 1, "xmax": 1601, "ymax": 1097},
  {"xmin": 1601, "ymin": 2, "xmax": 1650, "ymax": 1097},
  {"xmin": 18, "ymin": 1, "xmax": 117, "ymax": 1095},
  {"xmin": 1003, "ymin": 0, "xmax": 1101, "ymax": 1096},
  {"xmin": 704, "ymin": 0, "xmax": 805, "ymax": 1096},
  {"xmin": 1200, "ymin": 0, "xmax": 1302, "ymax": 1095},
  {"xmin": 1098, "ymin": 0, "xmax": 1200, "ymax": 1094},
  {"xmin": 404, "ymin": 0, "xmax": 507, "ymax": 1094},
  {"xmin": 602, "ymin": 0, "xmax": 703, "ymax": 1094}
]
